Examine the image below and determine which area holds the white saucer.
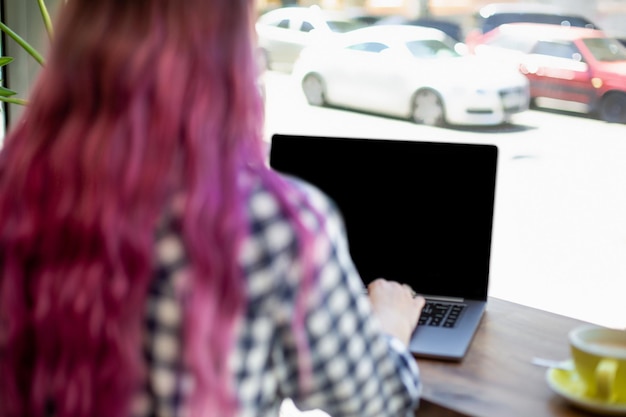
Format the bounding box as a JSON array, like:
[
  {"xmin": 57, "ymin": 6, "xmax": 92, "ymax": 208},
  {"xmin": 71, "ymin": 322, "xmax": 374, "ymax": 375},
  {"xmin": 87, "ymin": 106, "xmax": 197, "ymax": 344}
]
[{"xmin": 546, "ymin": 360, "xmax": 626, "ymax": 416}]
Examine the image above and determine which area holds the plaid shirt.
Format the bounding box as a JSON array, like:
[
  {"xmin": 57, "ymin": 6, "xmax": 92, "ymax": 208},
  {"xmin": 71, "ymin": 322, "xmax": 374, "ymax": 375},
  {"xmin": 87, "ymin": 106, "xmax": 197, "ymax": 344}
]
[{"xmin": 133, "ymin": 171, "xmax": 421, "ymax": 417}]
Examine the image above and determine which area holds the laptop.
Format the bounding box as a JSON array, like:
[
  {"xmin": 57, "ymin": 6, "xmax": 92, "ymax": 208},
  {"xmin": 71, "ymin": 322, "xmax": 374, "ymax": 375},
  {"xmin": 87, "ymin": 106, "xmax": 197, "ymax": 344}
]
[{"xmin": 268, "ymin": 134, "xmax": 498, "ymax": 361}]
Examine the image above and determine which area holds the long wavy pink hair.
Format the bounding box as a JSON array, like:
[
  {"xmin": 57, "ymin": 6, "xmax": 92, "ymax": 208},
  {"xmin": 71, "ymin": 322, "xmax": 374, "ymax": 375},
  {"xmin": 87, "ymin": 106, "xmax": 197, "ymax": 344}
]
[{"xmin": 0, "ymin": 1, "xmax": 316, "ymax": 417}]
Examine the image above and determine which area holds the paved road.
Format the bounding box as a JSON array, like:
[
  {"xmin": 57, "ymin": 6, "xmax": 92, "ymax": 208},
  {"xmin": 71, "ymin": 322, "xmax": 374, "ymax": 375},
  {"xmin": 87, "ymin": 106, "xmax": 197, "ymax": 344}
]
[{"xmin": 263, "ymin": 70, "xmax": 626, "ymax": 329}]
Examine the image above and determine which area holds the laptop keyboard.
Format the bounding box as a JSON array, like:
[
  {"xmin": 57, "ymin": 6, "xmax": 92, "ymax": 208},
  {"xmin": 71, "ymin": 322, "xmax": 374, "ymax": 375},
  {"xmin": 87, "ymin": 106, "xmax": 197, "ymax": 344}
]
[{"xmin": 418, "ymin": 301, "xmax": 467, "ymax": 328}]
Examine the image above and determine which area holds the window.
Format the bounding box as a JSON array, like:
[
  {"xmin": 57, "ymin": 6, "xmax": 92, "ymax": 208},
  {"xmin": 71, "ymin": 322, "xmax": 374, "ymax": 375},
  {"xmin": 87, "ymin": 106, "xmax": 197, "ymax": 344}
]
[
  {"xmin": 485, "ymin": 33, "xmax": 537, "ymax": 53},
  {"xmin": 406, "ymin": 39, "xmax": 458, "ymax": 58},
  {"xmin": 348, "ymin": 42, "xmax": 388, "ymax": 53},
  {"xmin": 583, "ymin": 37, "xmax": 626, "ymax": 62},
  {"xmin": 482, "ymin": 12, "xmax": 598, "ymax": 34},
  {"xmin": 532, "ymin": 41, "xmax": 583, "ymax": 60},
  {"xmin": 299, "ymin": 20, "xmax": 314, "ymax": 32},
  {"xmin": 326, "ymin": 20, "xmax": 367, "ymax": 33},
  {"xmin": 261, "ymin": 2, "xmax": 626, "ymax": 330}
]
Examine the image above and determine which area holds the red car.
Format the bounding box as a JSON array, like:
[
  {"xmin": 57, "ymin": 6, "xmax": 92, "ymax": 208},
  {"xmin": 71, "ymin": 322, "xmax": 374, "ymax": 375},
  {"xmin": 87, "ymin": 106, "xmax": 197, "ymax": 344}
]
[{"xmin": 468, "ymin": 23, "xmax": 626, "ymax": 123}]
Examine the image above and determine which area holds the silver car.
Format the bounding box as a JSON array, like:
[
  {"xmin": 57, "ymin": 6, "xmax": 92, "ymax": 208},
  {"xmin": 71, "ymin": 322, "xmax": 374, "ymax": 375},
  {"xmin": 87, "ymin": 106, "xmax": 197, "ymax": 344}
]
[
  {"xmin": 256, "ymin": 6, "xmax": 366, "ymax": 72},
  {"xmin": 292, "ymin": 25, "xmax": 530, "ymax": 127}
]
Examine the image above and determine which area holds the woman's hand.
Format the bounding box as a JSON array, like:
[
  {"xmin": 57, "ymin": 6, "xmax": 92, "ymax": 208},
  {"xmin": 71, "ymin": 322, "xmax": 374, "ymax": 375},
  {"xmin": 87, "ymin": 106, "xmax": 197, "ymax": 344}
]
[{"xmin": 367, "ymin": 278, "xmax": 426, "ymax": 346}]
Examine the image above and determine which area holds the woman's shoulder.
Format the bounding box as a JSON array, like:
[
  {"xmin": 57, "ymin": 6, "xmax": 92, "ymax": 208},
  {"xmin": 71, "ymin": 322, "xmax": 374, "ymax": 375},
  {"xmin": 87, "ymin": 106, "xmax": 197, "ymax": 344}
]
[
  {"xmin": 238, "ymin": 169, "xmax": 345, "ymax": 274},
  {"xmin": 237, "ymin": 170, "xmax": 345, "ymax": 301},
  {"xmin": 244, "ymin": 169, "xmax": 339, "ymax": 227}
]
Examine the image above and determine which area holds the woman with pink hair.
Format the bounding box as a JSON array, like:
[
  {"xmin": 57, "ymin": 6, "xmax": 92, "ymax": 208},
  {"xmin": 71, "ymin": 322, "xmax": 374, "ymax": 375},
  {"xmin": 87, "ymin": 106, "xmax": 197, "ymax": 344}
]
[{"xmin": 0, "ymin": 1, "xmax": 425, "ymax": 416}]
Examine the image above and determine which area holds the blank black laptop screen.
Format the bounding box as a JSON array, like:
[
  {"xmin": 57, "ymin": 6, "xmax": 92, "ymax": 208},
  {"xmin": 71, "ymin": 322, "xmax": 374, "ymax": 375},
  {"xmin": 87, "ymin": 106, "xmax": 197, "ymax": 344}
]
[{"xmin": 269, "ymin": 134, "xmax": 498, "ymax": 301}]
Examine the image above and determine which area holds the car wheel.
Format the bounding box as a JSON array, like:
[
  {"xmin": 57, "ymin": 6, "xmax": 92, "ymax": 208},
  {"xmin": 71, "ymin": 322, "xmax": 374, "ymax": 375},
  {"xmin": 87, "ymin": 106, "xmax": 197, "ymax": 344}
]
[
  {"xmin": 302, "ymin": 74, "xmax": 326, "ymax": 106},
  {"xmin": 411, "ymin": 89, "xmax": 446, "ymax": 127},
  {"xmin": 599, "ymin": 92, "xmax": 626, "ymax": 124}
]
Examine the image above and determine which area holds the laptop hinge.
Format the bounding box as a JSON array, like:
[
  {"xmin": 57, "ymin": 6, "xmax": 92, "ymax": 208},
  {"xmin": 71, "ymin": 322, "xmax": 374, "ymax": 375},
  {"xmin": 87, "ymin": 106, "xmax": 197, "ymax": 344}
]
[{"xmin": 422, "ymin": 295, "xmax": 465, "ymax": 303}]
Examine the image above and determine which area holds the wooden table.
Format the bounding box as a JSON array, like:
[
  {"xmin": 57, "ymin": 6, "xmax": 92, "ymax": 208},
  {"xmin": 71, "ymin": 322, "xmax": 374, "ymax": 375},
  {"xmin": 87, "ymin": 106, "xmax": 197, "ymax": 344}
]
[{"xmin": 414, "ymin": 297, "xmax": 600, "ymax": 417}]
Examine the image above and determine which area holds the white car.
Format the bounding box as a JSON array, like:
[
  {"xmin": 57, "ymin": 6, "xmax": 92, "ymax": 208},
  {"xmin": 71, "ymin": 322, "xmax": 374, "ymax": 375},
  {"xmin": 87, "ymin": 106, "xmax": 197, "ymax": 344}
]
[
  {"xmin": 292, "ymin": 25, "xmax": 530, "ymax": 126},
  {"xmin": 256, "ymin": 6, "xmax": 366, "ymax": 72}
]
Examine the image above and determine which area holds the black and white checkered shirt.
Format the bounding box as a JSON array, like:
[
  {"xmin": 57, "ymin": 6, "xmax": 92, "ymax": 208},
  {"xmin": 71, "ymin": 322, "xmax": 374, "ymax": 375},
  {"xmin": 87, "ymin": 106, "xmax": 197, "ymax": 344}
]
[{"xmin": 134, "ymin": 171, "xmax": 421, "ymax": 417}]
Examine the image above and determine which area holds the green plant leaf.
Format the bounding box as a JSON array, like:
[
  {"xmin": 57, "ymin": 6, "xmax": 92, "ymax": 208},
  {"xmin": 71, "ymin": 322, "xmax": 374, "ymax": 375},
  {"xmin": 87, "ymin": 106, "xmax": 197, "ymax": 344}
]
[
  {"xmin": 0, "ymin": 56, "xmax": 14, "ymax": 67},
  {"xmin": 0, "ymin": 96, "xmax": 28, "ymax": 106},
  {"xmin": 0, "ymin": 21, "xmax": 45, "ymax": 66},
  {"xmin": 0, "ymin": 86, "xmax": 17, "ymax": 97},
  {"xmin": 38, "ymin": 0, "xmax": 54, "ymax": 40},
  {"xmin": 0, "ymin": 0, "xmax": 54, "ymax": 109}
]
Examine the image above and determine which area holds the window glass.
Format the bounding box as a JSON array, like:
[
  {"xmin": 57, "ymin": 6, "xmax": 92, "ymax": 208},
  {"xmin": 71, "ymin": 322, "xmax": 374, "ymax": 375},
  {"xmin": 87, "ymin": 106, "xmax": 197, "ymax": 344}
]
[
  {"xmin": 258, "ymin": 1, "xmax": 626, "ymax": 330},
  {"xmin": 327, "ymin": 20, "xmax": 367, "ymax": 32},
  {"xmin": 406, "ymin": 39, "xmax": 459, "ymax": 58},
  {"xmin": 583, "ymin": 37, "xmax": 626, "ymax": 61},
  {"xmin": 485, "ymin": 33, "xmax": 537, "ymax": 53},
  {"xmin": 532, "ymin": 41, "xmax": 582, "ymax": 60},
  {"xmin": 483, "ymin": 13, "xmax": 598, "ymax": 34},
  {"xmin": 348, "ymin": 42, "xmax": 389, "ymax": 53},
  {"xmin": 300, "ymin": 20, "xmax": 314, "ymax": 32}
]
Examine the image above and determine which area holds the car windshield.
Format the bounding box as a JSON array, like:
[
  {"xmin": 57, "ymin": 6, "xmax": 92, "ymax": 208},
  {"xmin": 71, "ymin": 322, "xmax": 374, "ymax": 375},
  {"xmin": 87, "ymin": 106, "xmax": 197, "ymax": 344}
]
[
  {"xmin": 406, "ymin": 39, "xmax": 459, "ymax": 58},
  {"xmin": 484, "ymin": 33, "xmax": 538, "ymax": 53},
  {"xmin": 483, "ymin": 13, "xmax": 598, "ymax": 33},
  {"xmin": 582, "ymin": 37, "xmax": 626, "ymax": 61},
  {"xmin": 326, "ymin": 19, "xmax": 367, "ymax": 33}
]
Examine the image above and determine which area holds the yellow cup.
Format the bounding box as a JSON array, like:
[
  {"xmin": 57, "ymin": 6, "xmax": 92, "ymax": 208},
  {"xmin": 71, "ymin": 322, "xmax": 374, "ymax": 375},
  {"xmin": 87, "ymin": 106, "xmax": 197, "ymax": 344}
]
[{"xmin": 569, "ymin": 325, "xmax": 626, "ymax": 403}]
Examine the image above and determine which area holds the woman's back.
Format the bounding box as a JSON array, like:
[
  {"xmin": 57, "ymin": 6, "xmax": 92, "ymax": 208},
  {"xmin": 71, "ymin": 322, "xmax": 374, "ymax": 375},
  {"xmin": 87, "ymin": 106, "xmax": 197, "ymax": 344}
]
[
  {"xmin": 138, "ymin": 171, "xmax": 420, "ymax": 416},
  {"xmin": 0, "ymin": 1, "xmax": 424, "ymax": 416}
]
